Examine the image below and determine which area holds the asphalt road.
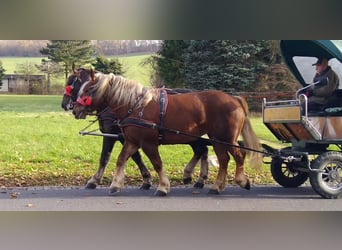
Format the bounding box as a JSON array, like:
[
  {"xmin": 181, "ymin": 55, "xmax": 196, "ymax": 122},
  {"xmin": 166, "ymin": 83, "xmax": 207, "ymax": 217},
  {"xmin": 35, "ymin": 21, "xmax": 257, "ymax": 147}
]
[{"xmin": 1, "ymin": 184, "xmax": 342, "ymax": 211}]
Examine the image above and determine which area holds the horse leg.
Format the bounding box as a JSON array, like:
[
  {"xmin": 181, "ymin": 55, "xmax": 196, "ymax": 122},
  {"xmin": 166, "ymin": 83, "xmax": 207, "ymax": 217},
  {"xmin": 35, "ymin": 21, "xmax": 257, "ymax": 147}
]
[
  {"xmin": 142, "ymin": 143, "xmax": 170, "ymax": 196},
  {"xmin": 131, "ymin": 151, "xmax": 152, "ymax": 190},
  {"xmin": 86, "ymin": 136, "xmax": 115, "ymax": 189},
  {"xmin": 185, "ymin": 142, "xmax": 209, "ymax": 189},
  {"xmin": 109, "ymin": 142, "xmax": 139, "ymax": 194},
  {"xmin": 183, "ymin": 155, "xmax": 200, "ymax": 185},
  {"xmin": 208, "ymin": 145, "xmax": 229, "ymax": 194},
  {"xmin": 195, "ymin": 147, "xmax": 209, "ymax": 189},
  {"xmin": 118, "ymin": 135, "xmax": 152, "ymax": 190},
  {"xmin": 229, "ymin": 145, "xmax": 250, "ymax": 190}
]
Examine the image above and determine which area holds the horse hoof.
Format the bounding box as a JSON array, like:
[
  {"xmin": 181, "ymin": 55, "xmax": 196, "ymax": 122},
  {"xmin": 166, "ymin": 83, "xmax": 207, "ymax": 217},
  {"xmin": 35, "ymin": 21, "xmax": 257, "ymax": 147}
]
[
  {"xmin": 155, "ymin": 190, "xmax": 167, "ymax": 197},
  {"xmin": 208, "ymin": 189, "xmax": 220, "ymax": 195},
  {"xmin": 109, "ymin": 187, "xmax": 121, "ymax": 194},
  {"xmin": 139, "ymin": 183, "xmax": 152, "ymax": 190},
  {"xmin": 183, "ymin": 177, "xmax": 192, "ymax": 185},
  {"xmin": 193, "ymin": 182, "xmax": 204, "ymax": 189},
  {"xmin": 85, "ymin": 183, "xmax": 97, "ymax": 189},
  {"xmin": 244, "ymin": 180, "xmax": 251, "ymax": 190}
]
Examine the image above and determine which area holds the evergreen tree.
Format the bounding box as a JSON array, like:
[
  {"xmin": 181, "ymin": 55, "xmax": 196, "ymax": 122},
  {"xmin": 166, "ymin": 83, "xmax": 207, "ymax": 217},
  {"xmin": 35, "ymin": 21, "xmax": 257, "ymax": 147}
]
[
  {"xmin": 40, "ymin": 40, "xmax": 95, "ymax": 79},
  {"xmin": 152, "ymin": 40, "xmax": 280, "ymax": 91},
  {"xmin": 92, "ymin": 56, "xmax": 125, "ymax": 75},
  {"xmin": 149, "ymin": 40, "xmax": 187, "ymax": 87},
  {"xmin": 182, "ymin": 40, "xmax": 273, "ymax": 91}
]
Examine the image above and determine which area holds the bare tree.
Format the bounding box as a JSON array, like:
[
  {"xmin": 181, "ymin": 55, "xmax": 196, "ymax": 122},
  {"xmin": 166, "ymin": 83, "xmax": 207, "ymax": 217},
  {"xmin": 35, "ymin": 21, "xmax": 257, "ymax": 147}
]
[
  {"xmin": 16, "ymin": 61, "xmax": 39, "ymax": 94},
  {"xmin": 36, "ymin": 59, "xmax": 63, "ymax": 93}
]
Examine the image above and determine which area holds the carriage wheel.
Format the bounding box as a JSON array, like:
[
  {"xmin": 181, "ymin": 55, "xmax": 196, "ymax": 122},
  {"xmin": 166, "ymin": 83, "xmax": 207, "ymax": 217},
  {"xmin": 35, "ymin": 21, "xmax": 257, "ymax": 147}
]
[
  {"xmin": 309, "ymin": 151, "xmax": 342, "ymax": 199},
  {"xmin": 271, "ymin": 157, "xmax": 309, "ymax": 187}
]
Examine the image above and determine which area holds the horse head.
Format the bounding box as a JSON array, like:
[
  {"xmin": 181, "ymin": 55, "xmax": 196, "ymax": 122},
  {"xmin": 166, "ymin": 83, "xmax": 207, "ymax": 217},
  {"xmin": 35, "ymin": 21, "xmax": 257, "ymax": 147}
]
[
  {"xmin": 61, "ymin": 63, "xmax": 93, "ymax": 111},
  {"xmin": 72, "ymin": 68, "xmax": 104, "ymax": 119}
]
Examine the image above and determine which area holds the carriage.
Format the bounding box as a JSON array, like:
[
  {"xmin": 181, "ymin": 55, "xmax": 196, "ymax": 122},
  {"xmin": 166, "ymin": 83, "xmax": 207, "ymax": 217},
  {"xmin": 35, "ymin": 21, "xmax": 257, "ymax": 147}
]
[{"xmin": 262, "ymin": 40, "xmax": 342, "ymax": 199}]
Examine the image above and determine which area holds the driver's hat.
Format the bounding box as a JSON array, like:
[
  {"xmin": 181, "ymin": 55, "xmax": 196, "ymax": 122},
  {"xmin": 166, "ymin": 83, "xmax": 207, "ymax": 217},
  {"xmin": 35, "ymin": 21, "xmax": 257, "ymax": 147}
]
[{"xmin": 312, "ymin": 57, "xmax": 326, "ymax": 66}]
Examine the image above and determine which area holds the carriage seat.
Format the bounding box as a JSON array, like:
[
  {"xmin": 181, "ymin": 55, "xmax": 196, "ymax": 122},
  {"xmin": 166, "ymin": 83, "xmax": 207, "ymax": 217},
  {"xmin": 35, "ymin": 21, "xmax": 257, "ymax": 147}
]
[{"xmin": 308, "ymin": 89, "xmax": 342, "ymax": 116}]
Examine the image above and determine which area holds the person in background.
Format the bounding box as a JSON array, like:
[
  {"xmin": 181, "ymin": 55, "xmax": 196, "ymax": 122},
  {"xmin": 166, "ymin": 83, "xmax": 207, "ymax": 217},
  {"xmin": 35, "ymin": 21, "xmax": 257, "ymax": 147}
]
[{"xmin": 305, "ymin": 57, "xmax": 339, "ymax": 110}]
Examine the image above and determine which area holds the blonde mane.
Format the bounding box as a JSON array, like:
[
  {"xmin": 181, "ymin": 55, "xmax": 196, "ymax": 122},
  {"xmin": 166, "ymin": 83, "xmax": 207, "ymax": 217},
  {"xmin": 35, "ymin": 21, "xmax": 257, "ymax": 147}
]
[{"xmin": 92, "ymin": 73, "xmax": 158, "ymax": 108}]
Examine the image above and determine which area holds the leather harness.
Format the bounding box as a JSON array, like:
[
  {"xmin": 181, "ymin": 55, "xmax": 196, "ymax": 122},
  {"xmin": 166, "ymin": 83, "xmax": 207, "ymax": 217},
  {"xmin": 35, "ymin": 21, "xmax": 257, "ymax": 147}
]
[{"xmin": 119, "ymin": 89, "xmax": 168, "ymax": 144}]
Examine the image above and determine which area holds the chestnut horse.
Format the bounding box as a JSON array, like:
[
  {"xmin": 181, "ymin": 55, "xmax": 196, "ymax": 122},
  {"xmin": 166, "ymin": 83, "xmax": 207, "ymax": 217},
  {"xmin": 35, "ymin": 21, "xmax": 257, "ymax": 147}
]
[
  {"xmin": 62, "ymin": 66, "xmax": 210, "ymax": 190},
  {"xmin": 62, "ymin": 67, "xmax": 152, "ymax": 190},
  {"xmin": 73, "ymin": 70, "xmax": 262, "ymax": 196}
]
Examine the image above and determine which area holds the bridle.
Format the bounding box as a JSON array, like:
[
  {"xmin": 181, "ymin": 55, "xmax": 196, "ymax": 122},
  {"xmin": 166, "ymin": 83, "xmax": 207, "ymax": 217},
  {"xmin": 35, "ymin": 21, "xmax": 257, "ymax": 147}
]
[
  {"xmin": 73, "ymin": 75, "xmax": 99, "ymax": 117},
  {"xmin": 63, "ymin": 70, "xmax": 87, "ymax": 110},
  {"xmin": 64, "ymin": 75, "xmax": 80, "ymax": 97}
]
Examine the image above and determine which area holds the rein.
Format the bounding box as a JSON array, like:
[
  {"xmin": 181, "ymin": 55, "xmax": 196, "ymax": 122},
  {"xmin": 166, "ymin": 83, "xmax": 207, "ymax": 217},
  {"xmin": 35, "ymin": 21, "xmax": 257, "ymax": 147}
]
[
  {"xmin": 78, "ymin": 107, "xmax": 120, "ymax": 137},
  {"xmin": 119, "ymin": 117, "xmax": 269, "ymax": 155}
]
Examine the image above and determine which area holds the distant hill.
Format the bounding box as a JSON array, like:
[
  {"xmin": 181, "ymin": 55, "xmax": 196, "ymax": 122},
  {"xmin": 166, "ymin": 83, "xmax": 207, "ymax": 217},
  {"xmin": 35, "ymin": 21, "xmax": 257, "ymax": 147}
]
[
  {"xmin": 0, "ymin": 40, "xmax": 47, "ymax": 56},
  {"xmin": 0, "ymin": 40, "xmax": 161, "ymax": 57}
]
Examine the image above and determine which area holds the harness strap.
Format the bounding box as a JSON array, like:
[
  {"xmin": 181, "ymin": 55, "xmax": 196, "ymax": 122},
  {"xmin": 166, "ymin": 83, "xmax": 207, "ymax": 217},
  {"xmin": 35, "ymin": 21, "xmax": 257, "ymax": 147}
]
[
  {"xmin": 158, "ymin": 89, "xmax": 168, "ymax": 143},
  {"xmin": 119, "ymin": 89, "xmax": 168, "ymax": 144},
  {"xmin": 119, "ymin": 117, "xmax": 158, "ymax": 129}
]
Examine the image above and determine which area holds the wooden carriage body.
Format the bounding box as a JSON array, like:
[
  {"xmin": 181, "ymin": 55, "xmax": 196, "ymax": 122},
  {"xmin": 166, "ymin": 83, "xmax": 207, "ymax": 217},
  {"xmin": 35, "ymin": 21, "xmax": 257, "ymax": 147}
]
[{"xmin": 263, "ymin": 98, "xmax": 342, "ymax": 145}]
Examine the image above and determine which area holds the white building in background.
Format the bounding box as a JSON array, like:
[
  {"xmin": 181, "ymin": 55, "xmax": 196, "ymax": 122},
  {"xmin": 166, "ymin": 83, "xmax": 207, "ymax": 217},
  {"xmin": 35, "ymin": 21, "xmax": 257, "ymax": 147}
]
[
  {"xmin": 0, "ymin": 78, "xmax": 9, "ymax": 92},
  {"xmin": 0, "ymin": 74, "xmax": 46, "ymax": 94}
]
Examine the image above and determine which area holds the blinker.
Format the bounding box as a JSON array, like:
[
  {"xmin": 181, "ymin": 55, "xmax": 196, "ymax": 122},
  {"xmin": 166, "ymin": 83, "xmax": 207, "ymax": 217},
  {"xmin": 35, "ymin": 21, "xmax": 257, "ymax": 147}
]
[
  {"xmin": 64, "ymin": 85, "xmax": 74, "ymax": 96},
  {"xmin": 77, "ymin": 96, "xmax": 93, "ymax": 106}
]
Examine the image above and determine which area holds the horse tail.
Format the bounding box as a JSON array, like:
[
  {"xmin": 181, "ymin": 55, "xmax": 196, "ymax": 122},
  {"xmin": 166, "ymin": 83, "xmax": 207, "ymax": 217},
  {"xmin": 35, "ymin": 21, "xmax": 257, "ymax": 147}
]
[{"xmin": 234, "ymin": 96, "xmax": 262, "ymax": 170}]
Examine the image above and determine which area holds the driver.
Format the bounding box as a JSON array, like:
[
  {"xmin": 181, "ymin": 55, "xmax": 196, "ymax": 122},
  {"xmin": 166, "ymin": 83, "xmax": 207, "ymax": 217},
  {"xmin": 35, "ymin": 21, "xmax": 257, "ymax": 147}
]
[{"xmin": 304, "ymin": 57, "xmax": 339, "ymax": 110}]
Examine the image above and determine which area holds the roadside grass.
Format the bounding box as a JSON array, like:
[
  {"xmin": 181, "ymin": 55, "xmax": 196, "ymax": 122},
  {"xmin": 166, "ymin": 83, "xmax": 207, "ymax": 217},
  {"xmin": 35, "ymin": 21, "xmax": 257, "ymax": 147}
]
[{"xmin": 0, "ymin": 95, "xmax": 280, "ymax": 188}]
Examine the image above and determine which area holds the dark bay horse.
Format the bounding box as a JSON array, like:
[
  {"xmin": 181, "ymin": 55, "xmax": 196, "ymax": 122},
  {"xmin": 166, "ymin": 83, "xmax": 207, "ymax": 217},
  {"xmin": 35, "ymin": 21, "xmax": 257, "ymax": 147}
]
[
  {"xmin": 73, "ymin": 70, "xmax": 263, "ymax": 196},
  {"xmin": 62, "ymin": 67, "xmax": 209, "ymax": 190}
]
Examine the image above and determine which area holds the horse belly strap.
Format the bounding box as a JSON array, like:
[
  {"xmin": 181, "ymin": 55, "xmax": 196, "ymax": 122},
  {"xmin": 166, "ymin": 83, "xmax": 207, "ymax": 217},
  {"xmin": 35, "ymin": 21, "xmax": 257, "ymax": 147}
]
[{"xmin": 119, "ymin": 117, "xmax": 158, "ymax": 129}]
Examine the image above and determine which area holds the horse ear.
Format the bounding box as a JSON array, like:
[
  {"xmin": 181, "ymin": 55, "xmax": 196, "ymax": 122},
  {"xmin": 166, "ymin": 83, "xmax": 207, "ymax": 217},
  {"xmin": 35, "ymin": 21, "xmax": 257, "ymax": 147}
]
[
  {"xmin": 72, "ymin": 62, "xmax": 76, "ymax": 73},
  {"xmin": 90, "ymin": 68, "xmax": 96, "ymax": 82}
]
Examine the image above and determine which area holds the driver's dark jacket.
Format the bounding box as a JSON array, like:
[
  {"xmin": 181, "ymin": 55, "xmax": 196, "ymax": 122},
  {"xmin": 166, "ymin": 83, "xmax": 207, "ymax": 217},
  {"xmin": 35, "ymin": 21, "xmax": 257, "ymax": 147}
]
[{"xmin": 310, "ymin": 66, "xmax": 339, "ymax": 104}]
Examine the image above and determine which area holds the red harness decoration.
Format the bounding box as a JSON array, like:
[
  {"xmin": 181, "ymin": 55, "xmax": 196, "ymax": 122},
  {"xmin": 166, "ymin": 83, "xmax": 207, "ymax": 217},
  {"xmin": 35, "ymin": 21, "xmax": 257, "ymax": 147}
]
[
  {"xmin": 64, "ymin": 85, "xmax": 74, "ymax": 96},
  {"xmin": 77, "ymin": 96, "xmax": 93, "ymax": 106}
]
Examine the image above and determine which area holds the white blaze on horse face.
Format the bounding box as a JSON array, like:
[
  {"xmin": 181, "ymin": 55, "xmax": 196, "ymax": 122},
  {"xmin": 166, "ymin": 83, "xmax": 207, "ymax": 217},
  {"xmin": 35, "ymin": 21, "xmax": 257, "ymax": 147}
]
[
  {"xmin": 78, "ymin": 80, "xmax": 91, "ymax": 98},
  {"xmin": 77, "ymin": 71, "xmax": 101, "ymax": 98}
]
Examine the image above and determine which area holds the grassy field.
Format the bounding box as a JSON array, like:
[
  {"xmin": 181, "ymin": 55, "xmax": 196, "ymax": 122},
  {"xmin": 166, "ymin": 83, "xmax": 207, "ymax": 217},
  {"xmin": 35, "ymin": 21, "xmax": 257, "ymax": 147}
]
[
  {"xmin": 0, "ymin": 54, "xmax": 153, "ymax": 87},
  {"xmin": 0, "ymin": 95, "xmax": 282, "ymax": 188}
]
